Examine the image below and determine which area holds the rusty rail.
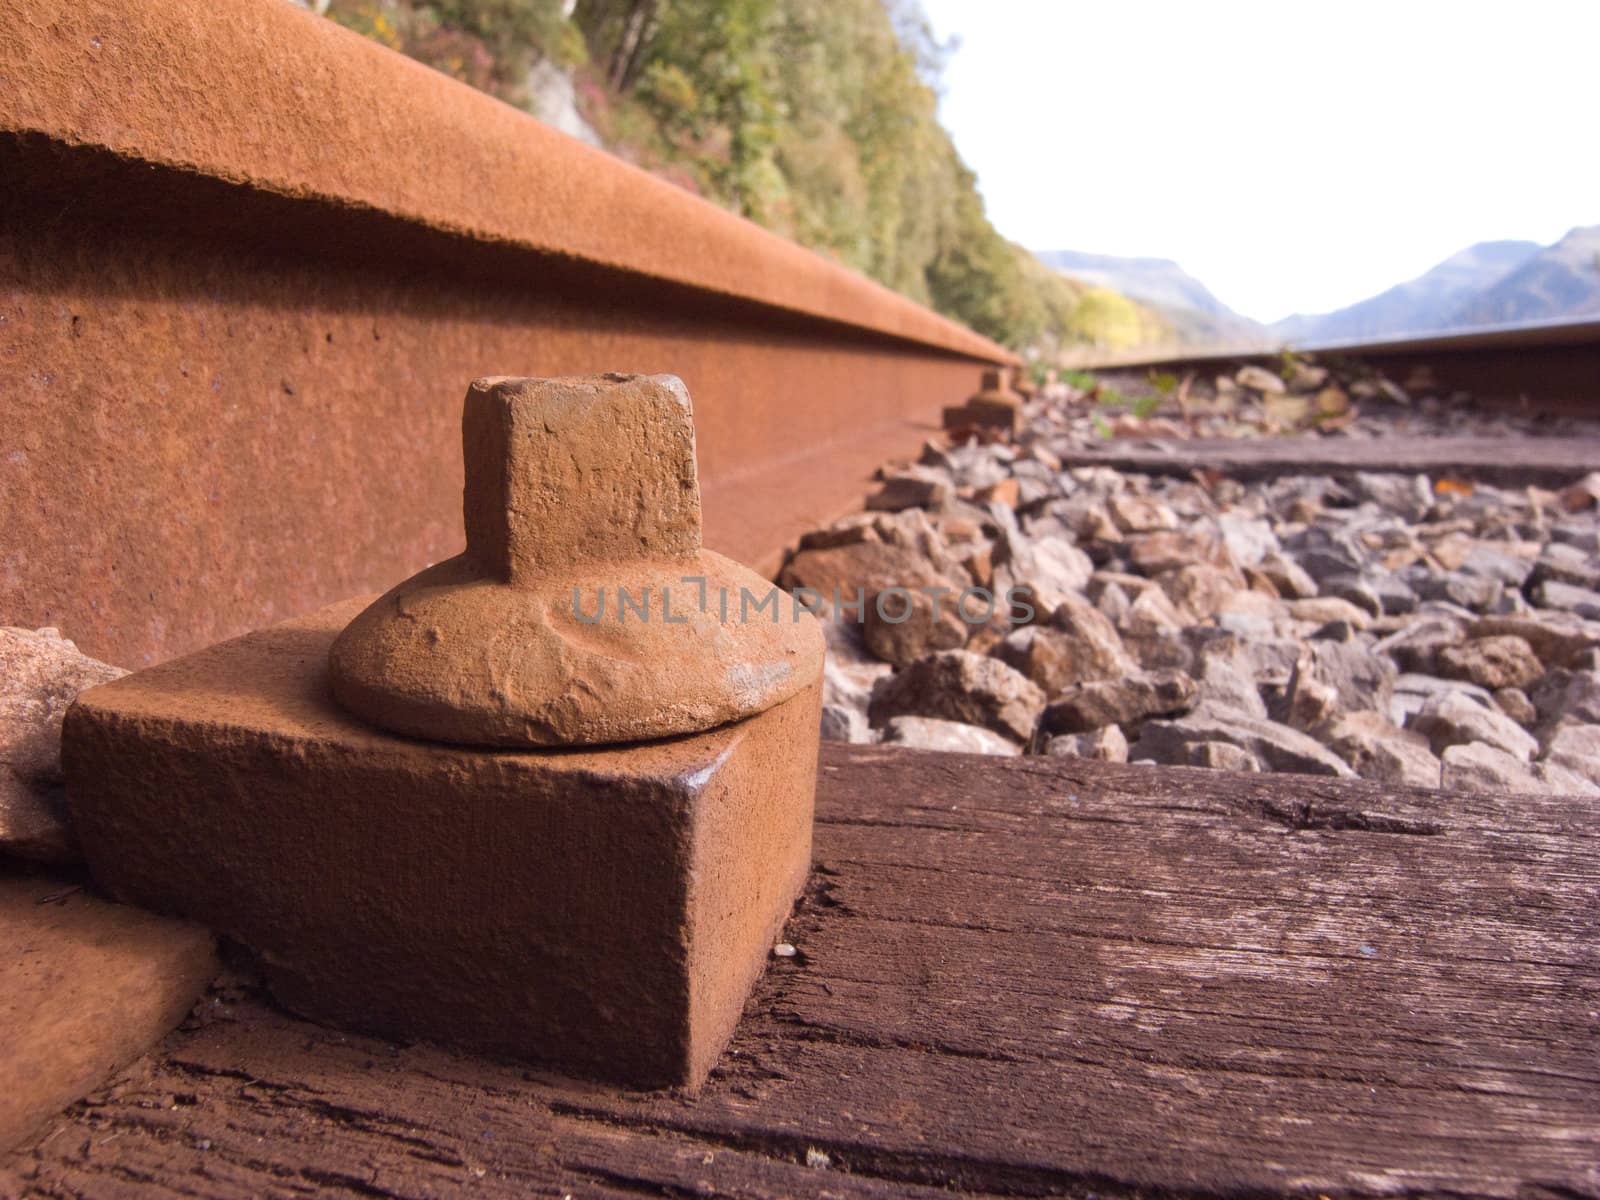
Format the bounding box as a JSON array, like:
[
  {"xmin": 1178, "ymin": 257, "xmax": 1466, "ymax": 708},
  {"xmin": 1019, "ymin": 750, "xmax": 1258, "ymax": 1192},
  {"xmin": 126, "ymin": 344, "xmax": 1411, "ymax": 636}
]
[
  {"xmin": 1074, "ymin": 317, "xmax": 1600, "ymax": 414},
  {"xmin": 0, "ymin": 0, "xmax": 1010, "ymax": 668}
]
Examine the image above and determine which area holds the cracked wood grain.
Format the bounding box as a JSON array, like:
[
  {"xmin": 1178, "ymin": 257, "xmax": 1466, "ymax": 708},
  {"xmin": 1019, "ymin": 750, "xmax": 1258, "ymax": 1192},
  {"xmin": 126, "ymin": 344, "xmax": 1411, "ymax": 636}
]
[{"xmin": 3, "ymin": 745, "xmax": 1596, "ymax": 1198}]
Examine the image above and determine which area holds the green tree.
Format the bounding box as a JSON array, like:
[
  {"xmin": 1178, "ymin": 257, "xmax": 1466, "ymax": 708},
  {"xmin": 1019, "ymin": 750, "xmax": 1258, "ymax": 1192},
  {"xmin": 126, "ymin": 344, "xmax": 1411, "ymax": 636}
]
[{"xmin": 340, "ymin": 0, "xmax": 1172, "ymax": 355}]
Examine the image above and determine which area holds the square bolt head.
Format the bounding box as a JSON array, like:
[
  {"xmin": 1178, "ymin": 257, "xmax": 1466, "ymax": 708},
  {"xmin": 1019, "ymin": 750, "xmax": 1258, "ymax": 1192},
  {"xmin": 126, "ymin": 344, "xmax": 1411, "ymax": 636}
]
[{"xmin": 463, "ymin": 374, "xmax": 702, "ymax": 583}]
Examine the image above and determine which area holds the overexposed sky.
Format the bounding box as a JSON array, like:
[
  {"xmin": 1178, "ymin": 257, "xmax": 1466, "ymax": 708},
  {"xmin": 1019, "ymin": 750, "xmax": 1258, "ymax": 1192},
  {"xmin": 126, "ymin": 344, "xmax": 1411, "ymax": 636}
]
[{"xmin": 920, "ymin": 1, "xmax": 1600, "ymax": 322}]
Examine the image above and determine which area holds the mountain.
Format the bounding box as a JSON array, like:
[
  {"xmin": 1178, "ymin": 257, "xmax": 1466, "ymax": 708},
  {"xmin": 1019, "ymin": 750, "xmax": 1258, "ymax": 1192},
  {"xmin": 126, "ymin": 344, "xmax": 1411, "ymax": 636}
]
[
  {"xmin": 1034, "ymin": 250, "xmax": 1270, "ymax": 348},
  {"xmin": 1451, "ymin": 225, "xmax": 1600, "ymax": 326},
  {"xmin": 1273, "ymin": 240, "xmax": 1540, "ymax": 344},
  {"xmin": 1036, "ymin": 250, "xmax": 1238, "ymax": 318}
]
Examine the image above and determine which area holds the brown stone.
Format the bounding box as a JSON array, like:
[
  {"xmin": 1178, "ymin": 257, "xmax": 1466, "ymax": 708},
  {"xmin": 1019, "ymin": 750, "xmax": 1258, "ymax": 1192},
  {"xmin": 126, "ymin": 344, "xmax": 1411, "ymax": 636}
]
[
  {"xmin": 868, "ymin": 651, "xmax": 1044, "ymax": 743},
  {"xmin": 937, "ymin": 514, "xmax": 983, "ymax": 542},
  {"xmin": 65, "ymin": 599, "xmax": 819, "ymax": 1091},
  {"xmin": 1136, "ymin": 712, "xmax": 1355, "ymax": 777},
  {"xmin": 779, "ymin": 537, "xmax": 970, "ymax": 669},
  {"xmin": 1492, "ymin": 686, "xmax": 1538, "ymax": 727},
  {"xmin": 1126, "ymin": 529, "xmax": 1234, "ymax": 576},
  {"xmin": 1385, "ymin": 618, "xmax": 1467, "ymax": 674},
  {"xmin": 1119, "ymin": 585, "xmax": 1187, "ymax": 637},
  {"xmin": 1302, "ymin": 637, "xmax": 1397, "ymax": 717},
  {"xmin": 1469, "ymin": 614, "xmax": 1599, "ymax": 669},
  {"xmin": 1002, "ymin": 540, "xmax": 1094, "ymax": 619},
  {"xmin": 797, "ymin": 519, "xmax": 879, "ymax": 551},
  {"xmin": 1558, "ymin": 471, "xmax": 1600, "ymax": 512},
  {"xmin": 1185, "ymin": 740, "xmax": 1263, "ymax": 772},
  {"xmin": 1321, "ymin": 711, "xmax": 1442, "ymax": 788},
  {"xmin": 1, "ymin": 628, "xmax": 126, "ymax": 863},
  {"xmin": 963, "ymin": 544, "xmax": 995, "ymax": 588},
  {"xmin": 862, "ymin": 588, "xmax": 970, "ymax": 667},
  {"xmin": 867, "ymin": 470, "xmax": 951, "ymax": 512},
  {"xmin": 1, "ymin": 873, "xmax": 216, "ymax": 1154},
  {"xmin": 872, "ymin": 508, "xmax": 969, "ymax": 577},
  {"xmin": 991, "ymin": 598, "xmax": 1134, "ymax": 696},
  {"xmin": 1156, "ymin": 563, "xmax": 1243, "ymax": 623},
  {"xmin": 781, "ymin": 538, "xmax": 967, "ymax": 629},
  {"xmin": 1412, "ymin": 690, "xmax": 1539, "ymax": 763},
  {"xmin": 1255, "ymin": 552, "xmax": 1318, "ymax": 599},
  {"xmin": 1244, "ymin": 567, "xmax": 1284, "ymax": 598},
  {"xmin": 1440, "ymin": 742, "xmax": 1546, "ymax": 795},
  {"xmin": 782, "ymin": 538, "xmax": 927, "ymax": 599},
  {"xmin": 329, "ymin": 377, "xmax": 823, "ymax": 748},
  {"xmin": 1285, "ymin": 596, "xmax": 1373, "ymax": 630},
  {"xmin": 1049, "ymin": 596, "xmax": 1136, "ymax": 668},
  {"xmin": 973, "ymin": 478, "xmax": 1020, "ymax": 509},
  {"xmin": 1436, "ymin": 635, "xmax": 1545, "ymax": 692},
  {"xmin": 1060, "ymin": 497, "xmax": 1123, "ymax": 543},
  {"xmin": 1022, "ymin": 440, "xmax": 1063, "ymax": 471},
  {"xmin": 1236, "ymin": 365, "xmax": 1287, "ymax": 394},
  {"xmin": 1043, "ymin": 724, "xmax": 1128, "ymax": 762},
  {"xmin": 989, "ymin": 626, "xmax": 1071, "ymax": 695},
  {"xmin": 1283, "ymin": 661, "xmax": 1340, "ymax": 731},
  {"xmin": 1107, "ymin": 494, "xmax": 1178, "ymax": 534},
  {"xmin": 1041, "ymin": 670, "xmax": 1198, "ymax": 736}
]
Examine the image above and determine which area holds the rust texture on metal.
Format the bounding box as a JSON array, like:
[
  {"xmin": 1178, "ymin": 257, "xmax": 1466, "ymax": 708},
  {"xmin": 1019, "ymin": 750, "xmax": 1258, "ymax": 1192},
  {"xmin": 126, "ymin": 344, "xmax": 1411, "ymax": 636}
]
[
  {"xmin": 0, "ymin": 1, "xmax": 1010, "ymax": 670},
  {"xmin": 942, "ymin": 365, "xmax": 1023, "ymax": 437},
  {"xmin": 329, "ymin": 375, "xmax": 825, "ymax": 747},
  {"xmin": 65, "ymin": 597, "xmax": 822, "ymax": 1090},
  {"xmin": 1, "ymin": 0, "xmax": 1002, "ymax": 360}
]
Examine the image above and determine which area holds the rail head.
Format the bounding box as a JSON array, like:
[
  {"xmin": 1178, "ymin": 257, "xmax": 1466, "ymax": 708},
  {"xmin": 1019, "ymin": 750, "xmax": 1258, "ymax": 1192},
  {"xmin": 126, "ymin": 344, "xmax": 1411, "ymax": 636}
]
[
  {"xmin": 1064, "ymin": 316, "xmax": 1600, "ymax": 373},
  {"xmin": 1, "ymin": 0, "xmax": 1011, "ymax": 366}
]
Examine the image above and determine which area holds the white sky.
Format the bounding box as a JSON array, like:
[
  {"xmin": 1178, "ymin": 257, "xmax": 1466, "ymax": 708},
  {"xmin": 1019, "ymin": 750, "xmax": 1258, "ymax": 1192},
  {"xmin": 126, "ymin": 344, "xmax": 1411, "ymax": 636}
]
[{"xmin": 919, "ymin": 0, "xmax": 1600, "ymax": 323}]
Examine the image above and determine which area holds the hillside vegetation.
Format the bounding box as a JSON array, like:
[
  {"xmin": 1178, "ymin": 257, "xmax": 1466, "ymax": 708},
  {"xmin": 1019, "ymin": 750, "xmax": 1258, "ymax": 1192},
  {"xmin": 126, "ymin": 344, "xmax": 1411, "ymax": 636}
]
[
  {"xmin": 1035, "ymin": 249, "xmax": 1271, "ymax": 349},
  {"xmin": 323, "ymin": 0, "xmax": 1170, "ymax": 355}
]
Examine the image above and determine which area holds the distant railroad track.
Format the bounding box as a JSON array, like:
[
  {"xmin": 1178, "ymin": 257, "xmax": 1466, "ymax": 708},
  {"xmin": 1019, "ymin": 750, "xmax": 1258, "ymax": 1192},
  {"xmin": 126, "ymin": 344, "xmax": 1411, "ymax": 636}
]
[{"xmin": 1074, "ymin": 316, "xmax": 1600, "ymax": 414}]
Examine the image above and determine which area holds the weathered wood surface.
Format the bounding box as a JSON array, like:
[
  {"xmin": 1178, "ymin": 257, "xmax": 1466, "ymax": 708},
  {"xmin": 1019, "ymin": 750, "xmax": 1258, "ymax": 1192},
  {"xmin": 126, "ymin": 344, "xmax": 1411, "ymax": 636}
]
[
  {"xmin": 4, "ymin": 744, "xmax": 1597, "ymax": 1198},
  {"xmin": 0, "ymin": 872, "xmax": 216, "ymax": 1155},
  {"xmin": 1055, "ymin": 433, "xmax": 1600, "ymax": 485}
]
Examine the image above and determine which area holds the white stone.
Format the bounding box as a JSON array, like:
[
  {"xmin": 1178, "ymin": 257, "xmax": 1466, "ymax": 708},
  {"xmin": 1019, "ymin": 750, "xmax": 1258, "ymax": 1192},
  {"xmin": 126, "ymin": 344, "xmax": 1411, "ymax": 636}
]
[{"xmin": 882, "ymin": 716, "xmax": 1021, "ymax": 756}]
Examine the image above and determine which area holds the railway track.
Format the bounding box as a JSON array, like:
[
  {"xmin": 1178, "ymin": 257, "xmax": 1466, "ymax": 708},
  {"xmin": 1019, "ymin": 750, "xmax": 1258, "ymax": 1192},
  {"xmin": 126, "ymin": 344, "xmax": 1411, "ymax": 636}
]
[
  {"xmin": 4, "ymin": 0, "xmax": 1594, "ymax": 670},
  {"xmin": 3, "ymin": 3, "xmax": 1598, "ymax": 1196},
  {"xmin": 1074, "ymin": 314, "xmax": 1600, "ymax": 414}
]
